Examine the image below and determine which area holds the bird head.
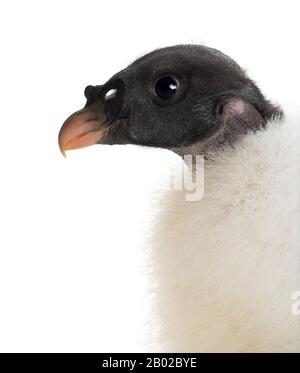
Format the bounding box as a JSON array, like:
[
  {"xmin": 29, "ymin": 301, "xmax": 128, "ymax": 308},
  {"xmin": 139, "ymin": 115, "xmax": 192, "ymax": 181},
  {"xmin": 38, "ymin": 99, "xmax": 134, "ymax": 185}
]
[{"xmin": 59, "ymin": 45, "xmax": 281, "ymax": 156}]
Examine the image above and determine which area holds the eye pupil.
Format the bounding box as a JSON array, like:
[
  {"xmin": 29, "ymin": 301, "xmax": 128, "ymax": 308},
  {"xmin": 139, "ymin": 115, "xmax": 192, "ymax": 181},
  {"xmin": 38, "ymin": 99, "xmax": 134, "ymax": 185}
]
[{"xmin": 155, "ymin": 77, "xmax": 178, "ymax": 99}]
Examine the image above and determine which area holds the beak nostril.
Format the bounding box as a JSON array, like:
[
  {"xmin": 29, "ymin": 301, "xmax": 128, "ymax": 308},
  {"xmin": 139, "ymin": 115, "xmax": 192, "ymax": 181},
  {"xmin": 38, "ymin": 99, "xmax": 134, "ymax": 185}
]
[
  {"xmin": 104, "ymin": 88, "xmax": 117, "ymax": 101},
  {"xmin": 84, "ymin": 85, "xmax": 94, "ymax": 98}
]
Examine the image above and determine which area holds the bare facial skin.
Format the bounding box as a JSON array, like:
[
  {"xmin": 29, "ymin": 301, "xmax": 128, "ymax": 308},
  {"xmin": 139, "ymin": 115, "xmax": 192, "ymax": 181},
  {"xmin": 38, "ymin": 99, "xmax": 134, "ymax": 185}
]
[{"xmin": 59, "ymin": 45, "xmax": 282, "ymax": 156}]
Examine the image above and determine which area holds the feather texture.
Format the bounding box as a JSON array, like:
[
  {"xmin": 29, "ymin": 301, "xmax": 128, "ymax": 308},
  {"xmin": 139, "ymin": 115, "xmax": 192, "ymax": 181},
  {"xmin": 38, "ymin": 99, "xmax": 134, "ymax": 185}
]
[{"xmin": 146, "ymin": 115, "xmax": 300, "ymax": 352}]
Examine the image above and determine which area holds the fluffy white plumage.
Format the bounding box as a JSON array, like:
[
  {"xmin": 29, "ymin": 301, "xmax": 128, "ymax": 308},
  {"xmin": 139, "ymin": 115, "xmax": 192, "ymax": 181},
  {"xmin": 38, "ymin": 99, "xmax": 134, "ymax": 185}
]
[{"xmin": 146, "ymin": 114, "xmax": 300, "ymax": 352}]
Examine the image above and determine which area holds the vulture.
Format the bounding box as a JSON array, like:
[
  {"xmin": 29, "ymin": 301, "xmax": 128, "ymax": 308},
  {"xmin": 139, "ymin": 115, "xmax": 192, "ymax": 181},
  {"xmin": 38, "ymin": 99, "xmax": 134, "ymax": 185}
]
[{"xmin": 59, "ymin": 45, "xmax": 300, "ymax": 352}]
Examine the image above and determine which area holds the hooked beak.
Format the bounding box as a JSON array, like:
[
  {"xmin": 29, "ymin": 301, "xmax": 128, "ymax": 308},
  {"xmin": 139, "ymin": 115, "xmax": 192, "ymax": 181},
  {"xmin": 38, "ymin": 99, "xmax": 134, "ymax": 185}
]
[{"xmin": 58, "ymin": 102, "xmax": 108, "ymax": 157}]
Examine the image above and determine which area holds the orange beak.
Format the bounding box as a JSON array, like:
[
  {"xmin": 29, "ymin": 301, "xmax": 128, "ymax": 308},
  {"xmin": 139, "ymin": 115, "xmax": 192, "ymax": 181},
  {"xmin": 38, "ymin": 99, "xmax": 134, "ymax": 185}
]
[{"xmin": 58, "ymin": 102, "xmax": 108, "ymax": 156}]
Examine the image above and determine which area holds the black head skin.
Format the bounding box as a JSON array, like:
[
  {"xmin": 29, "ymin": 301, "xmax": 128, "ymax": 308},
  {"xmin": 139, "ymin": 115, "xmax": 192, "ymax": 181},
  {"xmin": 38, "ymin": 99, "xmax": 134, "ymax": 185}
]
[{"xmin": 59, "ymin": 45, "xmax": 282, "ymax": 157}]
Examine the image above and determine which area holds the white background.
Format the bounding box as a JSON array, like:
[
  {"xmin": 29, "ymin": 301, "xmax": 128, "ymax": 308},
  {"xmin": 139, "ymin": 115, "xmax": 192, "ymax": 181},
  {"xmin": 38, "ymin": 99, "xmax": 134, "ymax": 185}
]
[{"xmin": 0, "ymin": 0, "xmax": 299, "ymax": 352}]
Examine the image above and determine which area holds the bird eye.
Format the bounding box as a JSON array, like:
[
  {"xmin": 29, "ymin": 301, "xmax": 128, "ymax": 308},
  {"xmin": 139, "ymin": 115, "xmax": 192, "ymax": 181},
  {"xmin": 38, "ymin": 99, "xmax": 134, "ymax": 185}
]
[{"xmin": 154, "ymin": 76, "xmax": 179, "ymax": 99}]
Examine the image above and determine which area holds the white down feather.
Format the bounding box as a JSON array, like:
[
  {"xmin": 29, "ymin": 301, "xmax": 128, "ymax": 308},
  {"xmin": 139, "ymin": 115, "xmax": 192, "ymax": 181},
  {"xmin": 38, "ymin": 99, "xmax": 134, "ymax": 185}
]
[{"xmin": 146, "ymin": 115, "xmax": 300, "ymax": 352}]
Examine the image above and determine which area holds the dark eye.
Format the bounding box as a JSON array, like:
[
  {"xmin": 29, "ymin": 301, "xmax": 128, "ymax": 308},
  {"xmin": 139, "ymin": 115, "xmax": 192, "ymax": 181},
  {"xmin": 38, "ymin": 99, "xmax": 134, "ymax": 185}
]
[{"xmin": 154, "ymin": 76, "xmax": 179, "ymax": 99}]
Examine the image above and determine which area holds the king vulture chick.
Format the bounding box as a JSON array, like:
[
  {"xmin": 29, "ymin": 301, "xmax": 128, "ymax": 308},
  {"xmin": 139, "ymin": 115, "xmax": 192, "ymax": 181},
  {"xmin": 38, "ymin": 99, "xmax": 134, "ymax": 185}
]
[{"xmin": 59, "ymin": 45, "xmax": 300, "ymax": 352}]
